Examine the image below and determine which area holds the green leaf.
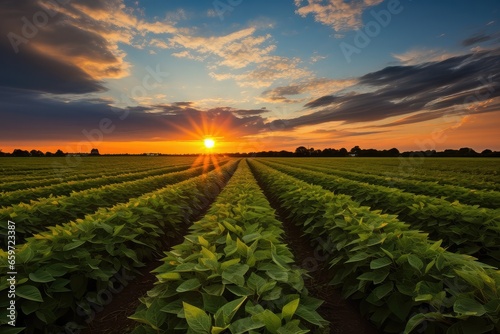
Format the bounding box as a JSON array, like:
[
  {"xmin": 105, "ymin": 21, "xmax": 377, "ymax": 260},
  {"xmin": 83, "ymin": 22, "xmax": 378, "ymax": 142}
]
[
  {"xmin": 403, "ymin": 313, "xmax": 427, "ymax": 334},
  {"xmin": 21, "ymin": 300, "xmax": 40, "ymax": 315},
  {"xmin": 220, "ymin": 258, "xmax": 241, "ymax": 270},
  {"xmin": 16, "ymin": 285, "xmax": 43, "ymax": 302},
  {"xmin": 345, "ymin": 252, "xmax": 371, "ymax": 263},
  {"xmin": 221, "ymin": 264, "xmax": 249, "ymax": 287},
  {"xmin": 203, "ymin": 284, "xmax": 225, "ymax": 296},
  {"xmin": 407, "ymin": 254, "xmax": 424, "ymax": 271},
  {"xmin": 253, "ymin": 310, "xmax": 281, "ymax": 333},
  {"xmin": 357, "ymin": 269, "xmax": 390, "ymax": 284},
  {"xmin": 453, "ymin": 298, "xmax": 487, "ymax": 316},
  {"xmin": 157, "ymin": 272, "xmax": 181, "ymax": 281},
  {"xmin": 113, "ymin": 224, "xmax": 126, "ymax": 236},
  {"xmin": 63, "ymin": 240, "xmax": 86, "ymax": 251},
  {"xmin": 29, "ymin": 270, "xmax": 55, "ymax": 283},
  {"xmin": 282, "ymin": 298, "xmax": 300, "ymax": 322},
  {"xmin": 176, "ymin": 278, "xmax": 201, "ymax": 293},
  {"xmin": 183, "ymin": 302, "xmax": 212, "ymax": 334},
  {"xmin": 295, "ymin": 305, "xmax": 326, "ymax": 327},
  {"xmin": 370, "ymin": 257, "xmax": 392, "ymax": 269},
  {"xmin": 229, "ymin": 317, "xmax": 265, "ymax": 334},
  {"xmin": 226, "ymin": 285, "xmax": 252, "ymax": 297},
  {"xmin": 372, "ymin": 281, "xmax": 393, "ymax": 299},
  {"xmin": 214, "ymin": 297, "xmax": 247, "ymax": 327}
]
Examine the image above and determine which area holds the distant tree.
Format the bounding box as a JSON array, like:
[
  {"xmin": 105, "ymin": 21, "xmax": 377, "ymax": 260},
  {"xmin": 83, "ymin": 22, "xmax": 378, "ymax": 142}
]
[
  {"xmin": 30, "ymin": 149, "xmax": 44, "ymax": 157},
  {"xmin": 45, "ymin": 151, "xmax": 54, "ymax": 157},
  {"xmin": 458, "ymin": 147, "xmax": 478, "ymax": 157},
  {"xmin": 277, "ymin": 150, "xmax": 293, "ymax": 157},
  {"xmin": 54, "ymin": 149, "xmax": 65, "ymax": 157},
  {"xmin": 339, "ymin": 148, "xmax": 348, "ymax": 156},
  {"xmin": 90, "ymin": 148, "xmax": 100, "ymax": 156},
  {"xmin": 481, "ymin": 149, "xmax": 493, "ymax": 157},
  {"xmin": 349, "ymin": 146, "xmax": 361, "ymax": 156},
  {"xmin": 12, "ymin": 149, "xmax": 30, "ymax": 157},
  {"xmin": 295, "ymin": 146, "xmax": 308, "ymax": 156},
  {"xmin": 388, "ymin": 148, "xmax": 400, "ymax": 156}
]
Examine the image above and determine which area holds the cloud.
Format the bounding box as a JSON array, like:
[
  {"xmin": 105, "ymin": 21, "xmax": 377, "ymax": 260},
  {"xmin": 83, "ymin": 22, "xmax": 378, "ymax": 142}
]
[
  {"xmin": 462, "ymin": 32, "xmax": 499, "ymax": 47},
  {"xmin": 260, "ymin": 77, "xmax": 356, "ymax": 103},
  {"xmin": 168, "ymin": 27, "xmax": 274, "ymax": 69},
  {"xmin": 1, "ymin": 0, "xmax": 178, "ymax": 94},
  {"xmin": 392, "ymin": 49, "xmax": 460, "ymax": 66},
  {"xmin": 295, "ymin": 0, "xmax": 384, "ymax": 31},
  {"xmin": 304, "ymin": 95, "xmax": 339, "ymax": 108},
  {"xmin": 270, "ymin": 48, "xmax": 500, "ymax": 129},
  {"xmin": 210, "ymin": 56, "xmax": 311, "ymax": 88},
  {"xmin": 160, "ymin": 25, "xmax": 312, "ymax": 88},
  {"xmin": 0, "ymin": 90, "xmax": 269, "ymax": 143}
]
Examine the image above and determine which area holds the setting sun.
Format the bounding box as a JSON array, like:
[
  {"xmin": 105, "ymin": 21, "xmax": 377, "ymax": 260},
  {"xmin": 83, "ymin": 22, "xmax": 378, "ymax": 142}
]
[{"xmin": 204, "ymin": 138, "xmax": 215, "ymax": 149}]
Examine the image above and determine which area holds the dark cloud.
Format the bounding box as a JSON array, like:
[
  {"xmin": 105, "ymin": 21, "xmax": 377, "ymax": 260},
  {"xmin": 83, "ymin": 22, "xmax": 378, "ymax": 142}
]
[
  {"xmin": 260, "ymin": 78, "xmax": 355, "ymax": 103},
  {"xmin": 462, "ymin": 32, "xmax": 498, "ymax": 46},
  {"xmin": 0, "ymin": 0, "xmax": 173, "ymax": 95},
  {"xmin": 0, "ymin": 38, "xmax": 106, "ymax": 94},
  {"xmin": 310, "ymin": 129, "xmax": 387, "ymax": 137},
  {"xmin": 0, "ymin": 0, "xmax": 121, "ymax": 94},
  {"xmin": 173, "ymin": 102, "xmax": 194, "ymax": 107},
  {"xmin": 279, "ymin": 49, "xmax": 500, "ymax": 129},
  {"xmin": 0, "ymin": 89, "xmax": 267, "ymax": 143},
  {"xmin": 304, "ymin": 95, "xmax": 338, "ymax": 109},
  {"xmin": 229, "ymin": 107, "xmax": 271, "ymax": 116}
]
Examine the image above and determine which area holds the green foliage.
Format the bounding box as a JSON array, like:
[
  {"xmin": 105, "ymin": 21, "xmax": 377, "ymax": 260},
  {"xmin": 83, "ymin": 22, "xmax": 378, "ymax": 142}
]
[
  {"xmin": 249, "ymin": 159, "xmax": 500, "ymax": 334},
  {"xmin": 0, "ymin": 160, "xmax": 239, "ymax": 332},
  {"xmin": 130, "ymin": 161, "xmax": 327, "ymax": 333},
  {"xmin": 258, "ymin": 159, "xmax": 500, "ymax": 268},
  {"xmin": 0, "ymin": 160, "xmax": 230, "ymax": 242},
  {"xmin": 276, "ymin": 159, "xmax": 500, "ymax": 209}
]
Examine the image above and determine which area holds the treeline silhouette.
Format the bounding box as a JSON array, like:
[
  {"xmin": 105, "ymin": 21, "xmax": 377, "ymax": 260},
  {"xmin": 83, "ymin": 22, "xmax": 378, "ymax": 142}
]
[
  {"xmin": 1, "ymin": 146, "xmax": 498, "ymax": 157},
  {"xmin": 228, "ymin": 146, "xmax": 500, "ymax": 157}
]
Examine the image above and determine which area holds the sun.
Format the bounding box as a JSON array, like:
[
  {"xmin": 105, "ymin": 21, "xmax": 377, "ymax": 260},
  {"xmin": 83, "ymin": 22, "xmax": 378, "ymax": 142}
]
[{"xmin": 204, "ymin": 138, "xmax": 215, "ymax": 149}]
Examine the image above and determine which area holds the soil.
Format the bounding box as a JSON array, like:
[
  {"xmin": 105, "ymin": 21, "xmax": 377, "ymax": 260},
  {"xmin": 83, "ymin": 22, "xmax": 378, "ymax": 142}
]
[{"xmin": 80, "ymin": 260, "xmax": 162, "ymax": 334}]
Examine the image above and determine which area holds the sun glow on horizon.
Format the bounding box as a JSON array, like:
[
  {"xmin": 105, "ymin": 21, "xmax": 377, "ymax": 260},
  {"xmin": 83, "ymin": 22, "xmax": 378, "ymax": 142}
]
[{"xmin": 204, "ymin": 138, "xmax": 215, "ymax": 149}]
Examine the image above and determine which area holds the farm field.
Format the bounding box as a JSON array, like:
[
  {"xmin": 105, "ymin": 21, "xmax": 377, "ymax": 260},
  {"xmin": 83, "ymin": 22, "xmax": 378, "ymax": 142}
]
[{"xmin": 1, "ymin": 157, "xmax": 499, "ymax": 334}]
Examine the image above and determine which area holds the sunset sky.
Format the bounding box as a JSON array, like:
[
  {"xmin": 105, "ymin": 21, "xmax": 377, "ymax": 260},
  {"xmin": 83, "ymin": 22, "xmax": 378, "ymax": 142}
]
[{"xmin": 1, "ymin": 0, "xmax": 499, "ymax": 154}]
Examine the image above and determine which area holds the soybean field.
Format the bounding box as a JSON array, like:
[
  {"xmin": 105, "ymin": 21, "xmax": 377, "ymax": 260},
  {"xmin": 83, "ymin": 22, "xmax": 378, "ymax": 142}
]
[{"xmin": 1, "ymin": 157, "xmax": 499, "ymax": 334}]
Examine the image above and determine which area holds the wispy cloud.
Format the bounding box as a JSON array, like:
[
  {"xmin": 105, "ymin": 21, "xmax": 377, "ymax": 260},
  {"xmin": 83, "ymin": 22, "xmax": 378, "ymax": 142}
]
[
  {"xmin": 260, "ymin": 77, "xmax": 357, "ymax": 103},
  {"xmin": 392, "ymin": 48, "xmax": 460, "ymax": 65},
  {"xmin": 294, "ymin": 0, "xmax": 384, "ymax": 31},
  {"xmin": 462, "ymin": 32, "xmax": 500, "ymax": 47}
]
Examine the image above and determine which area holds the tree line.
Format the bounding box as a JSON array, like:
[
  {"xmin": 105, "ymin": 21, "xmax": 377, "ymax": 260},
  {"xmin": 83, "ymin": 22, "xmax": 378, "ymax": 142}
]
[
  {"xmin": 1, "ymin": 146, "xmax": 498, "ymax": 157},
  {"xmin": 228, "ymin": 146, "xmax": 500, "ymax": 157}
]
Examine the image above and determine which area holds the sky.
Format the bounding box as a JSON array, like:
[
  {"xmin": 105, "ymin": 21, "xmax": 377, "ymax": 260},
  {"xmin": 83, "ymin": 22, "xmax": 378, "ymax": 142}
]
[{"xmin": 0, "ymin": 0, "xmax": 499, "ymax": 154}]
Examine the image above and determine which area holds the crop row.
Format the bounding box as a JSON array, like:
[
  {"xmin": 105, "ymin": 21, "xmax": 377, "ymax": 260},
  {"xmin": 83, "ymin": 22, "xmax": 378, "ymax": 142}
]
[
  {"xmin": 0, "ymin": 161, "xmax": 239, "ymax": 333},
  {"xmin": 296, "ymin": 159, "xmax": 500, "ymax": 192},
  {"xmin": 0, "ymin": 162, "xmax": 202, "ymax": 208},
  {"xmin": 0, "ymin": 162, "xmax": 190, "ymax": 192},
  {"xmin": 0, "ymin": 160, "xmax": 229, "ymax": 245},
  {"xmin": 259, "ymin": 159, "xmax": 500, "ymax": 268},
  {"xmin": 130, "ymin": 160, "xmax": 327, "ymax": 333},
  {"xmin": 273, "ymin": 159, "xmax": 500, "ymax": 209},
  {"xmin": 0, "ymin": 156, "xmax": 200, "ymax": 183},
  {"xmin": 249, "ymin": 160, "xmax": 500, "ymax": 334}
]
